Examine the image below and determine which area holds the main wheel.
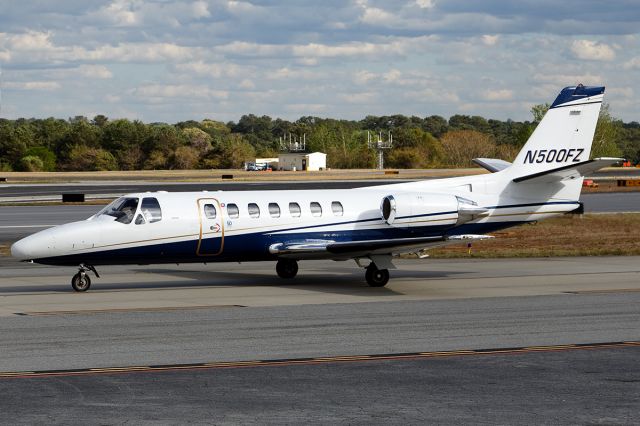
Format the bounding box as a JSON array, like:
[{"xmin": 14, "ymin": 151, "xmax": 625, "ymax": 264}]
[
  {"xmin": 365, "ymin": 265, "xmax": 389, "ymax": 287},
  {"xmin": 276, "ymin": 259, "xmax": 298, "ymax": 279},
  {"xmin": 71, "ymin": 272, "xmax": 91, "ymax": 292}
]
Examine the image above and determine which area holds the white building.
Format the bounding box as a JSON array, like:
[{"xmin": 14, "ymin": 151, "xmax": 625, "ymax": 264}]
[{"xmin": 278, "ymin": 152, "xmax": 327, "ymax": 171}]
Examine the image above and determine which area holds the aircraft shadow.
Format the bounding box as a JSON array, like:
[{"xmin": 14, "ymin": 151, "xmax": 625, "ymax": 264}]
[{"xmin": 0, "ymin": 267, "xmax": 467, "ymax": 296}]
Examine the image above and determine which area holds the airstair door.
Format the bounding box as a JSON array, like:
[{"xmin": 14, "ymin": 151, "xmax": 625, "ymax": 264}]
[{"xmin": 197, "ymin": 198, "xmax": 224, "ymax": 256}]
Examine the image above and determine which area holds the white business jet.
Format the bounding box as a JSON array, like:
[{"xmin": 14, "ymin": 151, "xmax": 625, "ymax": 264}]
[{"xmin": 11, "ymin": 85, "xmax": 621, "ymax": 292}]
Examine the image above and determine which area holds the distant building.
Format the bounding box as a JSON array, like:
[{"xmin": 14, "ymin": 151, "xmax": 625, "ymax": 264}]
[{"xmin": 278, "ymin": 152, "xmax": 327, "ymax": 171}]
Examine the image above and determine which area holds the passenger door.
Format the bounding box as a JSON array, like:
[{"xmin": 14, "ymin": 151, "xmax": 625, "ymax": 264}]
[{"xmin": 197, "ymin": 198, "xmax": 224, "ymax": 256}]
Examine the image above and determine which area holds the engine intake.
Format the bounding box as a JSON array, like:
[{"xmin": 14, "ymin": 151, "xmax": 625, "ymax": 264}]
[{"xmin": 380, "ymin": 192, "xmax": 459, "ymax": 228}]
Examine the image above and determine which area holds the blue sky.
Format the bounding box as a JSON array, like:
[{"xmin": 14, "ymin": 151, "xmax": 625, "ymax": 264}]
[{"xmin": 0, "ymin": 0, "xmax": 638, "ymax": 123}]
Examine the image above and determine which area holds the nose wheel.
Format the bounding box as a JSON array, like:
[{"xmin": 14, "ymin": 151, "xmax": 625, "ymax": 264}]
[
  {"xmin": 72, "ymin": 272, "xmax": 91, "ymax": 292},
  {"xmin": 71, "ymin": 264, "xmax": 99, "ymax": 292}
]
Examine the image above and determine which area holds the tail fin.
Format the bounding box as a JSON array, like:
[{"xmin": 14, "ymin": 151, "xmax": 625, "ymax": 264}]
[{"xmin": 510, "ymin": 84, "xmax": 605, "ymax": 180}]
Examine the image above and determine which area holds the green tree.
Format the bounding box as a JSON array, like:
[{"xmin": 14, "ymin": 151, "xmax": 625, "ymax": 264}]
[
  {"xmin": 423, "ymin": 115, "xmax": 449, "ymax": 138},
  {"xmin": 18, "ymin": 155, "xmax": 44, "ymax": 172},
  {"xmin": 182, "ymin": 127, "xmax": 212, "ymax": 156},
  {"xmin": 25, "ymin": 146, "xmax": 56, "ymax": 171},
  {"xmin": 65, "ymin": 146, "xmax": 117, "ymax": 171},
  {"xmin": 591, "ymin": 103, "xmax": 623, "ymax": 158},
  {"xmin": 440, "ymin": 130, "xmax": 498, "ymax": 167},
  {"xmin": 530, "ymin": 103, "xmax": 550, "ymax": 123}
]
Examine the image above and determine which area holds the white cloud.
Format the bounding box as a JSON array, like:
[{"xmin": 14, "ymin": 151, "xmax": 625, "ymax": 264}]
[
  {"xmin": 623, "ymin": 57, "xmax": 640, "ymax": 70},
  {"xmin": 5, "ymin": 81, "xmax": 61, "ymax": 90},
  {"xmin": 481, "ymin": 35, "xmax": 499, "ymax": 46},
  {"xmin": 238, "ymin": 79, "xmax": 255, "ymax": 89},
  {"xmin": 131, "ymin": 84, "xmax": 229, "ymax": 100},
  {"xmin": 481, "ymin": 89, "xmax": 513, "ymax": 101},
  {"xmin": 353, "ymin": 70, "xmax": 376, "ymax": 85},
  {"xmin": 0, "ymin": 2, "xmax": 638, "ymax": 122},
  {"xmin": 77, "ymin": 65, "xmax": 113, "ymax": 79},
  {"xmin": 383, "ymin": 69, "xmax": 402, "ymax": 82},
  {"xmin": 0, "ymin": 30, "xmax": 54, "ymax": 52},
  {"xmin": 98, "ymin": 0, "xmax": 139, "ymax": 26},
  {"xmin": 415, "ymin": 0, "xmax": 434, "ymax": 9},
  {"xmin": 360, "ymin": 7, "xmax": 396, "ymax": 25},
  {"xmin": 570, "ymin": 40, "xmax": 616, "ymax": 61},
  {"xmin": 175, "ymin": 61, "xmax": 242, "ymax": 78},
  {"xmin": 192, "ymin": 1, "xmax": 211, "ymax": 18}
]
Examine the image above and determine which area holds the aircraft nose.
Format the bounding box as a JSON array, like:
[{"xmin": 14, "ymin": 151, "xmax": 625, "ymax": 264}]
[
  {"xmin": 11, "ymin": 239, "xmax": 31, "ymax": 260},
  {"xmin": 11, "ymin": 232, "xmax": 56, "ymax": 261}
]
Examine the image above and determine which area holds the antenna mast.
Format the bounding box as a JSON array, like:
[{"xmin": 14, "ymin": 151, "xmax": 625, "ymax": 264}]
[{"xmin": 367, "ymin": 131, "xmax": 393, "ymax": 170}]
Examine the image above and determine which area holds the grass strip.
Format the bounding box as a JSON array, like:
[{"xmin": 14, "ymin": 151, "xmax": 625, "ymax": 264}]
[{"xmin": 427, "ymin": 213, "xmax": 640, "ymax": 258}]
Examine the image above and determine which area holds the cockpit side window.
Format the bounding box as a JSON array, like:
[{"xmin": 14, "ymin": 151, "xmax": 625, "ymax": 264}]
[
  {"xmin": 141, "ymin": 197, "xmax": 162, "ymax": 223},
  {"xmin": 99, "ymin": 197, "xmax": 139, "ymax": 224}
]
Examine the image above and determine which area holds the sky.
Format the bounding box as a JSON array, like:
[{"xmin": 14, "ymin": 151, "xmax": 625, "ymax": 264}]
[{"xmin": 0, "ymin": 0, "xmax": 639, "ymax": 123}]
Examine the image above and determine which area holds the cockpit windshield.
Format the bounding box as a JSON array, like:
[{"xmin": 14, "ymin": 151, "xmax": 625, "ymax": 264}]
[{"xmin": 97, "ymin": 197, "xmax": 139, "ymax": 224}]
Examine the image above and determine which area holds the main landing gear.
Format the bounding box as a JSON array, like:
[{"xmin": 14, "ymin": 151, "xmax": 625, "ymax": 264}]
[
  {"xmin": 71, "ymin": 264, "xmax": 100, "ymax": 292},
  {"xmin": 365, "ymin": 264, "xmax": 390, "ymax": 287},
  {"xmin": 276, "ymin": 259, "xmax": 298, "ymax": 279}
]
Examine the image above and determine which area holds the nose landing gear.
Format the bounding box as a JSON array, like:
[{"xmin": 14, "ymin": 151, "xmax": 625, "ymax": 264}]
[{"xmin": 71, "ymin": 264, "xmax": 100, "ymax": 292}]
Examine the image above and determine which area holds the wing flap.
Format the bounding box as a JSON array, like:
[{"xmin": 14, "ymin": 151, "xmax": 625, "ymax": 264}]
[{"xmin": 269, "ymin": 234, "xmax": 493, "ymax": 259}]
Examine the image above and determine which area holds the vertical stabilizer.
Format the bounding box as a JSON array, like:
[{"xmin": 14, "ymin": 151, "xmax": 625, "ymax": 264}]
[{"xmin": 510, "ymin": 85, "xmax": 604, "ymax": 179}]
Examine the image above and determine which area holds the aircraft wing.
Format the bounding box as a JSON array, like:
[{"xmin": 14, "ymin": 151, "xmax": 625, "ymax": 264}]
[
  {"xmin": 269, "ymin": 234, "xmax": 493, "ymax": 260},
  {"xmin": 513, "ymin": 157, "xmax": 624, "ymax": 183}
]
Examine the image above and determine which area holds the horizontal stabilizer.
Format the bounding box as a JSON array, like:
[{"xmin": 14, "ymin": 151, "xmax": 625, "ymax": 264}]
[
  {"xmin": 473, "ymin": 158, "xmax": 512, "ymax": 173},
  {"xmin": 512, "ymin": 157, "xmax": 624, "ymax": 183}
]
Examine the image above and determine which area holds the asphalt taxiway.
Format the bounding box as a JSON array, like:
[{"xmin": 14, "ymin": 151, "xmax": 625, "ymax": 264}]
[{"xmin": 1, "ymin": 256, "xmax": 639, "ymax": 423}]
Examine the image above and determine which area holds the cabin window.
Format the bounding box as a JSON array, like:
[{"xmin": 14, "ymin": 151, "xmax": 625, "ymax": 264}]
[
  {"xmin": 135, "ymin": 214, "xmax": 146, "ymax": 225},
  {"xmin": 204, "ymin": 204, "xmax": 217, "ymax": 219},
  {"xmin": 248, "ymin": 203, "xmax": 260, "ymax": 218},
  {"xmin": 331, "ymin": 201, "xmax": 344, "ymax": 216},
  {"xmin": 98, "ymin": 197, "xmax": 139, "ymax": 224},
  {"xmin": 289, "ymin": 202, "xmax": 301, "ymax": 217},
  {"xmin": 227, "ymin": 203, "xmax": 240, "ymax": 219},
  {"xmin": 141, "ymin": 197, "xmax": 162, "ymax": 223},
  {"xmin": 310, "ymin": 202, "xmax": 322, "ymax": 217},
  {"xmin": 269, "ymin": 202, "xmax": 281, "ymax": 218}
]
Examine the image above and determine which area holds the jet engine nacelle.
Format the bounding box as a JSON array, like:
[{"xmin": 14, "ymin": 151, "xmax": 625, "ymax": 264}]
[{"xmin": 380, "ymin": 192, "xmax": 460, "ymax": 228}]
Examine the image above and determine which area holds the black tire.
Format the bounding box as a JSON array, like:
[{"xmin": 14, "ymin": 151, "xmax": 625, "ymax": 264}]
[
  {"xmin": 365, "ymin": 265, "xmax": 389, "ymax": 287},
  {"xmin": 276, "ymin": 259, "xmax": 298, "ymax": 279},
  {"xmin": 71, "ymin": 272, "xmax": 91, "ymax": 292}
]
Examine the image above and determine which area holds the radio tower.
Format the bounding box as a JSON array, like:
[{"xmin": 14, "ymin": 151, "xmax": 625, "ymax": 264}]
[{"xmin": 368, "ymin": 131, "xmax": 393, "ymax": 170}]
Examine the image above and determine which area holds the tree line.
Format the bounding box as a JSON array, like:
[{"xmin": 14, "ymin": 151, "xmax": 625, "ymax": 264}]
[{"xmin": 0, "ymin": 105, "xmax": 637, "ymax": 172}]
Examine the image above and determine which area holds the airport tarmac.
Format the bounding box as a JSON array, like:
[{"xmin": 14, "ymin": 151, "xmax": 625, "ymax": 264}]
[
  {"xmin": 2, "ymin": 182, "xmax": 639, "ymax": 423},
  {"xmin": 1, "ymin": 256, "xmax": 639, "ymax": 423}
]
